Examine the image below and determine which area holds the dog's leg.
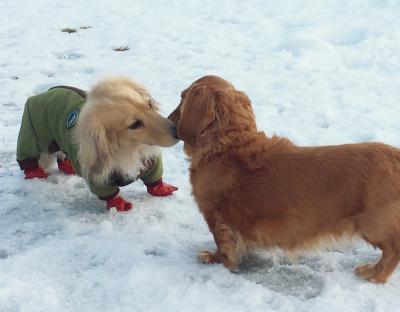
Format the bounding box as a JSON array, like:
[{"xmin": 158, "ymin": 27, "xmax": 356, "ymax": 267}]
[
  {"xmin": 38, "ymin": 152, "xmax": 56, "ymax": 169},
  {"xmin": 356, "ymin": 199, "xmax": 400, "ymax": 283},
  {"xmin": 199, "ymin": 220, "xmax": 243, "ymax": 271},
  {"xmin": 356, "ymin": 237, "xmax": 400, "ymax": 283}
]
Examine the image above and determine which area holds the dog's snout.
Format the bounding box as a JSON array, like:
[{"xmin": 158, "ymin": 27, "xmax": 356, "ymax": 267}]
[{"xmin": 170, "ymin": 124, "xmax": 179, "ymax": 140}]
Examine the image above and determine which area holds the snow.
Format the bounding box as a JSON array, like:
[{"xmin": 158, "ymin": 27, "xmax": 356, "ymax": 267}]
[{"xmin": 1, "ymin": 0, "xmax": 400, "ymax": 311}]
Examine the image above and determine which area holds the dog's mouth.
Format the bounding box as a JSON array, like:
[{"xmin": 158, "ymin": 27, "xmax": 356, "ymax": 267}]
[{"xmin": 170, "ymin": 124, "xmax": 179, "ymax": 140}]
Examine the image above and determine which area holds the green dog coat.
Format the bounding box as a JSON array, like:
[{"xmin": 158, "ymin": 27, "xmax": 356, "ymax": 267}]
[{"xmin": 17, "ymin": 87, "xmax": 163, "ymax": 200}]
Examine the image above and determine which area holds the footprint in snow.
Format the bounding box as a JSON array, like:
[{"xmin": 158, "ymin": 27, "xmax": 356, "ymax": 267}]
[{"xmin": 238, "ymin": 253, "xmax": 324, "ymax": 299}]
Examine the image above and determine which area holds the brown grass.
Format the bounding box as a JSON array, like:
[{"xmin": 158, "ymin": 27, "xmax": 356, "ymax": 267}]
[
  {"xmin": 113, "ymin": 45, "xmax": 130, "ymax": 52},
  {"xmin": 61, "ymin": 27, "xmax": 77, "ymax": 33}
]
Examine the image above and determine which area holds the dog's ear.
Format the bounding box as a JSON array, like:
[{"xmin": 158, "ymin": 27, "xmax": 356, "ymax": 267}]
[
  {"xmin": 75, "ymin": 117, "xmax": 112, "ymax": 177},
  {"xmin": 168, "ymin": 88, "xmax": 190, "ymax": 124},
  {"xmin": 177, "ymin": 85, "xmax": 217, "ymax": 145},
  {"xmin": 168, "ymin": 102, "xmax": 182, "ymax": 125}
]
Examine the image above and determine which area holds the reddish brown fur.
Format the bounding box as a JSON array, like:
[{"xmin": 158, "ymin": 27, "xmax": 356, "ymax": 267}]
[{"xmin": 168, "ymin": 75, "xmax": 400, "ymax": 283}]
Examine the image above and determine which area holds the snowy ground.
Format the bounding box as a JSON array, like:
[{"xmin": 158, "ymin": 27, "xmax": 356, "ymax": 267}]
[{"xmin": 1, "ymin": 0, "xmax": 400, "ymax": 311}]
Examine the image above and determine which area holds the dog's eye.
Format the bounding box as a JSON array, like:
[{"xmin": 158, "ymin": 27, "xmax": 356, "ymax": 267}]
[{"xmin": 128, "ymin": 120, "xmax": 143, "ymax": 130}]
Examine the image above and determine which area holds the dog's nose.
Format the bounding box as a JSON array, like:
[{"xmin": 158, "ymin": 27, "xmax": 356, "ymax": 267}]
[{"xmin": 170, "ymin": 124, "xmax": 179, "ymax": 140}]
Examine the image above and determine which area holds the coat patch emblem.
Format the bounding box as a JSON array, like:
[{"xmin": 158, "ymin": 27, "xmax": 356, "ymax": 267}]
[{"xmin": 66, "ymin": 109, "xmax": 80, "ymax": 129}]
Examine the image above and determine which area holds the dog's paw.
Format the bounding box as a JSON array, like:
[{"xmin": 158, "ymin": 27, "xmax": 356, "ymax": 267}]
[
  {"xmin": 356, "ymin": 264, "xmax": 373, "ymax": 279},
  {"xmin": 355, "ymin": 264, "xmax": 387, "ymax": 284},
  {"xmin": 198, "ymin": 251, "xmax": 218, "ymax": 264}
]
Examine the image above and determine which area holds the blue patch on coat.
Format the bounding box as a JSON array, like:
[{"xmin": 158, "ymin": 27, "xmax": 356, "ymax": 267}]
[{"xmin": 66, "ymin": 109, "xmax": 80, "ymax": 129}]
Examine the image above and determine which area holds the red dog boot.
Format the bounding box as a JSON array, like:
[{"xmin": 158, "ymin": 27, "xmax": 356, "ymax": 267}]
[
  {"xmin": 58, "ymin": 158, "xmax": 75, "ymax": 175},
  {"xmin": 106, "ymin": 196, "xmax": 133, "ymax": 212},
  {"xmin": 24, "ymin": 166, "xmax": 50, "ymax": 179},
  {"xmin": 146, "ymin": 180, "xmax": 178, "ymax": 196}
]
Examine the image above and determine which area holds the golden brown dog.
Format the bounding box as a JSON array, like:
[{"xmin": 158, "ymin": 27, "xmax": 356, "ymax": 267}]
[
  {"xmin": 168, "ymin": 75, "xmax": 400, "ymax": 283},
  {"xmin": 75, "ymin": 77, "xmax": 178, "ymax": 184}
]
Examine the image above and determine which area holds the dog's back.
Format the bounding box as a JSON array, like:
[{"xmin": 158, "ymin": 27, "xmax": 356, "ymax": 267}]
[
  {"xmin": 17, "ymin": 88, "xmax": 85, "ymax": 170},
  {"xmin": 172, "ymin": 74, "xmax": 400, "ymax": 282},
  {"xmin": 26, "ymin": 88, "xmax": 85, "ymax": 150}
]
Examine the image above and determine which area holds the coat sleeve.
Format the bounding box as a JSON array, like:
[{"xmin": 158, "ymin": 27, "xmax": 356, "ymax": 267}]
[
  {"xmin": 16, "ymin": 101, "xmax": 43, "ymax": 163},
  {"xmin": 87, "ymin": 178, "xmax": 120, "ymax": 200},
  {"xmin": 65, "ymin": 143, "xmax": 119, "ymax": 200},
  {"xmin": 139, "ymin": 154, "xmax": 163, "ymax": 185}
]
